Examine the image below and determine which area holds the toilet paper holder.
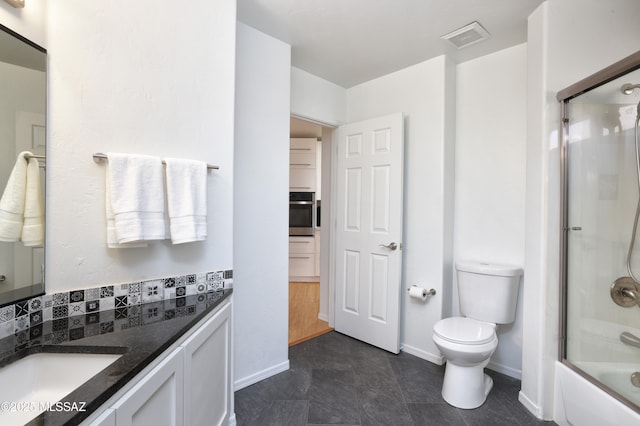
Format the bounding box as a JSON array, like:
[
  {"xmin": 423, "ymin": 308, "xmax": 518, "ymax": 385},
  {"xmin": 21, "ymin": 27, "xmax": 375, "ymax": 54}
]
[{"xmin": 407, "ymin": 286, "xmax": 436, "ymax": 297}]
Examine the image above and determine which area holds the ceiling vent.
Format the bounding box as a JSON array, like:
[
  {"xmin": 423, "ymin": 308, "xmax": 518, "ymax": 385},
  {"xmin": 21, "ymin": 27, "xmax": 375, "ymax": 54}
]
[{"xmin": 440, "ymin": 21, "xmax": 491, "ymax": 49}]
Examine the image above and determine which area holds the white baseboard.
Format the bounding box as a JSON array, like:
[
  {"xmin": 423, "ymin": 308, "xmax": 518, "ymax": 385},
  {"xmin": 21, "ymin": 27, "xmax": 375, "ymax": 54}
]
[
  {"xmin": 518, "ymin": 390, "xmax": 543, "ymax": 419},
  {"xmin": 234, "ymin": 360, "xmax": 290, "ymax": 391},
  {"xmin": 487, "ymin": 360, "xmax": 522, "ymax": 380},
  {"xmin": 401, "ymin": 343, "xmax": 444, "ymax": 365},
  {"xmin": 318, "ymin": 312, "xmax": 328, "ymax": 322},
  {"xmin": 227, "ymin": 413, "xmax": 237, "ymax": 426}
]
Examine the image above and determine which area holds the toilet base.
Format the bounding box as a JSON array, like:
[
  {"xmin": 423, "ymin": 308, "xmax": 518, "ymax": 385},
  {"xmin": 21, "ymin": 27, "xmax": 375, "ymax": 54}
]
[{"xmin": 441, "ymin": 361, "xmax": 493, "ymax": 409}]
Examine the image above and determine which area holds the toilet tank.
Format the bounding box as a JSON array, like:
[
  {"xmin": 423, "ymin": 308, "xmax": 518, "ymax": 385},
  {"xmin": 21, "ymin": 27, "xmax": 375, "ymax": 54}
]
[{"xmin": 456, "ymin": 261, "xmax": 523, "ymax": 324}]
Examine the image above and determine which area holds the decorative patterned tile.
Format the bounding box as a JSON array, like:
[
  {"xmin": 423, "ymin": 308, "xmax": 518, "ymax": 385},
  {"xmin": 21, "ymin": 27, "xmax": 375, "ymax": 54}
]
[
  {"xmin": 0, "ymin": 305, "xmax": 14, "ymax": 323},
  {"xmin": 14, "ymin": 315, "xmax": 29, "ymax": 332},
  {"xmin": 0, "ymin": 269, "xmax": 232, "ymax": 342},
  {"xmin": 86, "ymin": 300, "xmax": 100, "ymax": 313},
  {"xmin": 141, "ymin": 280, "xmax": 162, "ymax": 303},
  {"xmin": 52, "ymin": 306, "xmax": 68, "ymax": 319},
  {"xmin": 42, "ymin": 307, "xmax": 53, "ymax": 322},
  {"xmin": 0, "ymin": 320, "xmax": 14, "ymax": 339},
  {"xmin": 99, "ymin": 297, "xmax": 115, "ymax": 311},
  {"xmin": 176, "ymin": 275, "xmax": 187, "ymax": 287},
  {"xmin": 128, "ymin": 282, "xmax": 141, "ymax": 294},
  {"xmin": 29, "ymin": 297, "xmax": 43, "ymax": 312},
  {"xmin": 68, "ymin": 302, "xmax": 85, "ymax": 316},
  {"xmin": 128, "ymin": 293, "xmax": 141, "ymax": 305},
  {"xmin": 85, "ymin": 288, "xmax": 100, "ymax": 301},
  {"xmin": 15, "ymin": 301, "xmax": 29, "ymax": 317},
  {"xmin": 30, "ymin": 311, "xmax": 43, "ymax": 326},
  {"xmin": 43, "ymin": 294, "xmax": 53, "ymax": 308},
  {"xmin": 115, "ymin": 284, "xmax": 129, "ymax": 297},
  {"xmin": 100, "ymin": 286, "xmax": 114, "ymax": 298},
  {"xmin": 69, "ymin": 290, "xmax": 85, "ymax": 303},
  {"xmin": 53, "ymin": 292, "xmax": 69, "ymax": 307}
]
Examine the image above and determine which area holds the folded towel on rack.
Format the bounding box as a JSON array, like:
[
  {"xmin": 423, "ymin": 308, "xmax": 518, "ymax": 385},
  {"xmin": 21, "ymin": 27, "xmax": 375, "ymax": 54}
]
[
  {"xmin": 105, "ymin": 170, "xmax": 148, "ymax": 248},
  {"xmin": 164, "ymin": 158, "xmax": 208, "ymax": 244},
  {"xmin": 106, "ymin": 153, "xmax": 166, "ymax": 246},
  {"xmin": 21, "ymin": 155, "xmax": 44, "ymax": 246},
  {"xmin": 0, "ymin": 151, "xmax": 30, "ymax": 242}
]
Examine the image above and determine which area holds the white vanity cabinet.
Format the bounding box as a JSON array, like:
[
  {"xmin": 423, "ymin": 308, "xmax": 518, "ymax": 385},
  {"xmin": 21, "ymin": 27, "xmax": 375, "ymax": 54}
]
[
  {"xmin": 182, "ymin": 301, "xmax": 232, "ymax": 426},
  {"xmin": 112, "ymin": 348, "xmax": 184, "ymax": 426},
  {"xmin": 86, "ymin": 298, "xmax": 233, "ymax": 426}
]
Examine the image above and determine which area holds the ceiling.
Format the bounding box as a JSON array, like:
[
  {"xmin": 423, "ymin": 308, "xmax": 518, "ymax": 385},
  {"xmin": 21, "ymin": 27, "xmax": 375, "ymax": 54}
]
[{"xmin": 238, "ymin": 0, "xmax": 544, "ymax": 88}]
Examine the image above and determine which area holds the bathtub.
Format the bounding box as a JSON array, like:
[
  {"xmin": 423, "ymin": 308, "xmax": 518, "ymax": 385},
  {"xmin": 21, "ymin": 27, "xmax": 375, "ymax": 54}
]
[
  {"xmin": 554, "ymin": 362, "xmax": 640, "ymax": 426},
  {"xmin": 554, "ymin": 319, "xmax": 640, "ymax": 425}
]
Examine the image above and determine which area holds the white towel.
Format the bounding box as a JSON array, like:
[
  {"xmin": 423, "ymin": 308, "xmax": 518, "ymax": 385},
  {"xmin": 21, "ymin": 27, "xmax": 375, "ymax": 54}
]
[
  {"xmin": 106, "ymin": 153, "xmax": 166, "ymax": 246},
  {"xmin": 164, "ymin": 158, "xmax": 207, "ymax": 244},
  {"xmin": 0, "ymin": 152, "xmax": 29, "ymax": 242},
  {"xmin": 21, "ymin": 155, "xmax": 44, "ymax": 246}
]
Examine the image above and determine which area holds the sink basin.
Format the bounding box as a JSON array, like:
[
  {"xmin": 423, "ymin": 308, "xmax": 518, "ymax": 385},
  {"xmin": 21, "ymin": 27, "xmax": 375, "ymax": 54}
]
[{"xmin": 0, "ymin": 351, "xmax": 121, "ymax": 425}]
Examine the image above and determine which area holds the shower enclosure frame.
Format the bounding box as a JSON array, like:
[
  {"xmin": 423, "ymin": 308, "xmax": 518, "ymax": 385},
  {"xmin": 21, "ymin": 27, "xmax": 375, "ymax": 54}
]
[{"xmin": 557, "ymin": 49, "xmax": 640, "ymax": 414}]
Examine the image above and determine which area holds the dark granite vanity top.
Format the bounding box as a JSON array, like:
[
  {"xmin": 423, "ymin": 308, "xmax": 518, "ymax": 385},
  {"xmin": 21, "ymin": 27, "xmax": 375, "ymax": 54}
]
[{"xmin": 0, "ymin": 288, "xmax": 232, "ymax": 426}]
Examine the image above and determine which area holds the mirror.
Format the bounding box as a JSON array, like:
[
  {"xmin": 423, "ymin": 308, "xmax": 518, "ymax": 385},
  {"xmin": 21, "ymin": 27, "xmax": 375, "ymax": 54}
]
[{"xmin": 0, "ymin": 23, "xmax": 46, "ymax": 307}]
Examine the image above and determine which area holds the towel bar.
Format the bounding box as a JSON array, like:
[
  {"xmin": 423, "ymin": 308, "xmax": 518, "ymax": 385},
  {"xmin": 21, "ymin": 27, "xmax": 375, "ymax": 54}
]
[{"xmin": 92, "ymin": 152, "xmax": 219, "ymax": 170}]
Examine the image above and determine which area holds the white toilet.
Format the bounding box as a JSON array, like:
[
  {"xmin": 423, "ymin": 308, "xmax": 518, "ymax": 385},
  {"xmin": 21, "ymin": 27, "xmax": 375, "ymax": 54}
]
[{"xmin": 432, "ymin": 261, "xmax": 522, "ymax": 409}]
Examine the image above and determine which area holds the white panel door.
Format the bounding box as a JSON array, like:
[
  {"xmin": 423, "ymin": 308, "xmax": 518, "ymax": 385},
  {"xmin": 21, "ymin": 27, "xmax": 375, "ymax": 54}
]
[{"xmin": 335, "ymin": 113, "xmax": 404, "ymax": 353}]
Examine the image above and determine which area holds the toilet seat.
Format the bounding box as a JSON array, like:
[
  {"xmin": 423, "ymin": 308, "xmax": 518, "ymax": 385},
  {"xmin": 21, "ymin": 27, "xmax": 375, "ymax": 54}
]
[{"xmin": 433, "ymin": 317, "xmax": 496, "ymax": 345}]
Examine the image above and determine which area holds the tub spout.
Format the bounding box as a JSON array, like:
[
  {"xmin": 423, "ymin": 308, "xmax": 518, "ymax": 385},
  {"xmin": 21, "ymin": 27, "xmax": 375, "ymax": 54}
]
[{"xmin": 620, "ymin": 331, "xmax": 640, "ymax": 349}]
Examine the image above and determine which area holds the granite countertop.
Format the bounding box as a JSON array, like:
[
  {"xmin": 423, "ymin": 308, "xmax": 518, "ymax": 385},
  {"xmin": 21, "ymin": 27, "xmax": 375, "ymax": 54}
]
[{"xmin": 0, "ymin": 288, "xmax": 232, "ymax": 426}]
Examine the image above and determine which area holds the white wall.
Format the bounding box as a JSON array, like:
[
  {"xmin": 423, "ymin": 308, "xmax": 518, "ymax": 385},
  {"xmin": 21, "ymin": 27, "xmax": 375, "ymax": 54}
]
[
  {"xmin": 523, "ymin": 0, "xmax": 640, "ymax": 419},
  {"xmin": 454, "ymin": 44, "xmax": 527, "ymax": 377},
  {"xmin": 234, "ymin": 23, "xmax": 290, "ymax": 389},
  {"xmin": 346, "ymin": 56, "xmax": 456, "ymax": 363},
  {"xmin": 291, "ymin": 66, "xmax": 347, "ymax": 126},
  {"xmin": 0, "ymin": 0, "xmax": 46, "ymax": 47},
  {"xmin": 44, "ymin": 1, "xmax": 236, "ymax": 293}
]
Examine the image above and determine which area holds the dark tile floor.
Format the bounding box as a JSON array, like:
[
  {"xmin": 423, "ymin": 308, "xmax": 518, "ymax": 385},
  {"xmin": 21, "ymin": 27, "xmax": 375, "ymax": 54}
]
[{"xmin": 234, "ymin": 331, "xmax": 556, "ymax": 425}]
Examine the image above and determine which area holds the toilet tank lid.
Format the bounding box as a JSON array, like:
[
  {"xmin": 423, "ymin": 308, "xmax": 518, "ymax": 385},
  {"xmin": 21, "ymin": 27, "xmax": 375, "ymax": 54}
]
[{"xmin": 456, "ymin": 260, "xmax": 523, "ymax": 277}]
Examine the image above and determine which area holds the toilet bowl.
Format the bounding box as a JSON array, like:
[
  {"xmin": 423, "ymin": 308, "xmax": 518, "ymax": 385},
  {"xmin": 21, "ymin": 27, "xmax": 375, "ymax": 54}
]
[
  {"xmin": 433, "ymin": 317, "xmax": 498, "ymax": 409},
  {"xmin": 432, "ymin": 261, "xmax": 522, "ymax": 409}
]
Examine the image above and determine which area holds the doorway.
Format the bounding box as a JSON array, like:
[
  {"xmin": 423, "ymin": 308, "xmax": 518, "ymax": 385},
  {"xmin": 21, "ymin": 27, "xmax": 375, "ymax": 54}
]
[{"xmin": 288, "ymin": 117, "xmax": 333, "ymax": 345}]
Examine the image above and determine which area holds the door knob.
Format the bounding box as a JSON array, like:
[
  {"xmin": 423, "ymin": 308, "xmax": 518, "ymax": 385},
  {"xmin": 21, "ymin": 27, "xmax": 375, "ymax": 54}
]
[{"xmin": 379, "ymin": 242, "xmax": 398, "ymax": 251}]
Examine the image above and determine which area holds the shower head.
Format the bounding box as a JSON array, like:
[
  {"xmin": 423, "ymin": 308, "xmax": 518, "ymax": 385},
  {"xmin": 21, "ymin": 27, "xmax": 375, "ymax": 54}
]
[{"xmin": 621, "ymin": 83, "xmax": 640, "ymax": 95}]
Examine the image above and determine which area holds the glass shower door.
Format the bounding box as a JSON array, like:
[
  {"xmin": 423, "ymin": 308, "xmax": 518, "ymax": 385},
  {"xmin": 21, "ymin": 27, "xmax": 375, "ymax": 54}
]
[{"xmin": 563, "ymin": 69, "xmax": 640, "ymax": 410}]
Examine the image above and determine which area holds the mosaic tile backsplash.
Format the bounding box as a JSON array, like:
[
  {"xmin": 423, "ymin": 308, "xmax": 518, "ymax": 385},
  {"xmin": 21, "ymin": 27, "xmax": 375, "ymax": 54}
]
[{"xmin": 0, "ymin": 270, "xmax": 233, "ymax": 341}]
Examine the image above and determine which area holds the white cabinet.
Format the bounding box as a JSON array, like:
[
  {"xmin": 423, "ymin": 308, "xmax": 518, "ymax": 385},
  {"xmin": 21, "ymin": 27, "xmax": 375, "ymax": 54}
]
[
  {"xmin": 290, "ymin": 138, "xmax": 317, "ymax": 191},
  {"xmin": 289, "ymin": 236, "xmax": 317, "ymax": 279},
  {"xmin": 85, "ymin": 299, "xmax": 233, "ymax": 426},
  {"xmin": 182, "ymin": 302, "xmax": 232, "ymax": 426},
  {"xmin": 113, "ymin": 348, "xmax": 184, "ymax": 426}
]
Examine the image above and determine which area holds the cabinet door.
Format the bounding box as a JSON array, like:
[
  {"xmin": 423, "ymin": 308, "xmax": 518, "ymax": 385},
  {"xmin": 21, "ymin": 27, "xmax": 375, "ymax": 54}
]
[
  {"xmin": 181, "ymin": 301, "xmax": 232, "ymax": 426},
  {"xmin": 87, "ymin": 408, "xmax": 115, "ymax": 426},
  {"xmin": 113, "ymin": 348, "xmax": 184, "ymax": 426},
  {"xmin": 289, "ymin": 168, "xmax": 316, "ymax": 191}
]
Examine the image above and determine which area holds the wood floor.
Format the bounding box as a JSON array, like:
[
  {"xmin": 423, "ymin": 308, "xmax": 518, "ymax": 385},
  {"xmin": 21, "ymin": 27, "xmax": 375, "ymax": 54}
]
[{"xmin": 289, "ymin": 281, "xmax": 333, "ymax": 346}]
